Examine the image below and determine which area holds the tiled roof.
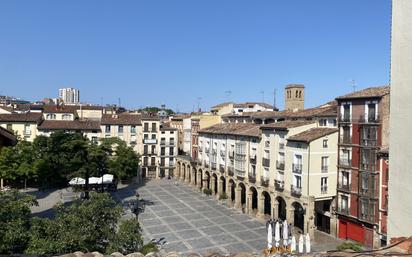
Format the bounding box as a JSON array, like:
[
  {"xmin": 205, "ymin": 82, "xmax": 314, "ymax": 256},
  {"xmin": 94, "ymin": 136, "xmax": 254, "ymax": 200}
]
[
  {"xmin": 233, "ymin": 102, "xmax": 273, "ymax": 109},
  {"xmin": 0, "ymin": 113, "xmax": 43, "ymax": 123},
  {"xmin": 287, "ymin": 128, "xmax": 338, "ymax": 143},
  {"xmin": 38, "ymin": 120, "xmax": 101, "ymax": 131},
  {"xmin": 141, "ymin": 113, "xmax": 160, "ymax": 121},
  {"xmin": 336, "ymin": 86, "xmax": 390, "ymax": 100},
  {"xmin": 101, "ymin": 113, "xmax": 141, "ymax": 125},
  {"xmin": 211, "ymin": 102, "xmax": 233, "ymax": 109},
  {"xmin": 0, "ymin": 106, "xmax": 13, "ymax": 113},
  {"xmin": 199, "ymin": 123, "xmax": 261, "ymax": 138},
  {"xmin": 260, "ymin": 120, "xmax": 316, "ymax": 130},
  {"xmin": 0, "ymin": 126, "xmax": 17, "ymax": 144}
]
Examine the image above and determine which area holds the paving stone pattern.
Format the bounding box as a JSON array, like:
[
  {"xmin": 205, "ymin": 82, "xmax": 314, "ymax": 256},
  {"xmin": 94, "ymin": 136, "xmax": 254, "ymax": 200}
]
[{"xmin": 137, "ymin": 180, "xmax": 265, "ymax": 255}]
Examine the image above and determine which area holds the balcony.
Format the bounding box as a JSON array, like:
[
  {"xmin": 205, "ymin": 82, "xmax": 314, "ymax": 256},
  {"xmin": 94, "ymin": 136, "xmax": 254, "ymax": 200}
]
[
  {"xmin": 220, "ymin": 150, "xmax": 226, "ymax": 157},
  {"xmin": 228, "ymin": 166, "xmax": 234, "ymax": 176},
  {"xmin": 235, "ymin": 154, "xmax": 246, "ymax": 161},
  {"xmin": 337, "ymin": 181, "xmax": 351, "ymax": 192},
  {"xmin": 143, "ymin": 150, "xmax": 157, "ymax": 155},
  {"xmin": 339, "ymin": 158, "xmax": 351, "ymax": 168},
  {"xmin": 291, "ymin": 185, "xmax": 302, "ymax": 197},
  {"xmin": 248, "ymin": 174, "xmax": 256, "ymax": 183},
  {"xmin": 361, "ymin": 138, "xmax": 378, "ymax": 147},
  {"xmin": 249, "ymin": 155, "xmax": 256, "ymax": 164},
  {"xmin": 219, "ymin": 164, "xmax": 225, "ymax": 173},
  {"xmin": 205, "ymin": 148, "xmax": 210, "ymax": 154},
  {"xmin": 204, "ymin": 161, "xmax": 209, "ymax": 168},
  {"xmin": 211, "ymin": 162, "xmax": 217, "ymax": 170},
  {"xmin": 279, "ymin": 143, "xmax": 285, "ymax": 150},
  {"xmin": 360, "ymin": 114, "xmax": 380, "ymax": 124},
  {"xmin": 359, "ymin": 213, "xmax": 376, "ymax": 224},
  {"xmin": 340, "ymin": 135, "xmax": 352, "ymax": 145},
  {"xmin": 337, "ymin": 206, "xmax": 350, "ymax": 215},
  {"xmin": 275, "ymin": 180, "xmax": 285, "ymax": 191},
  {"xmin": 292, "ymin": 163, "xmax": 302, "ymax": 174},
  {"xmin": 143, "ymin": 139, "xmax": 157, "ymax": 144},
  {"xmin": 199, "ymin": 148, "xmax": 203, "ymax": 153},
  {"xmin": 236, "ymin": 170, "xmax": 245, "ymax": 179},
  {"xmin": 262, "ymin": 158, "xmax": 270, "ymax": 167},
  {"xmin": 276, "ymin": 160, "xmax": 285, "ymax": 170},
  {"xmin": 339, "ymin": 115, "xmax": 351, "ymax": 123},
  {"xmin": 229, "ymin": 151, "xmax": 234, "ymax": 159},
  {"xmin": 211, "ymin": 149, "xmax": 217, "ymax": 155},
  {"xmin": 321, "ymin": 186, "xmax": 328, "ymax": 194},
  {"xmin": 360, "ymin": 163, "xmax": 377, "ymax": 172},
  {"xmin": 321, "ymin": 165, "xmax": 328, "ymax": 173},
  {"xmin": 260, "ymin": 177, "xmax": 269, "ymax": 187}
]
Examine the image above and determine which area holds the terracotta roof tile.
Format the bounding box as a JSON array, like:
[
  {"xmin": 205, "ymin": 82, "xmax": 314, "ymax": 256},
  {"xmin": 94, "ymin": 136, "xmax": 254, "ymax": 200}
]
[
  {"xmin": 199, "ymin": 123, "xmax": 261, "ymax": 138},
  {"xmin": 38, "ymin": 120, "xmax": 101, "ymax": 131},
  {"xmin": 0, "ymin": 113, "xmax": 43, "ymax": 123},
  {"xmin": 288, "ymin": 128, "xmax": 338, "ymax": 143},
  {"xmin": 260, "ymin": 120, "xmax": 316, "ymax": 130},
  {"xmin": 101, "ymin": 113, "xmax": 141, "ymax": 125},
  {"xmin": 0, "ymin": 126, "xmax": 17, "ymax": 144},
  {"xmin": 336, "ymin": 86, "xmax": 390, "ymax": 100}
]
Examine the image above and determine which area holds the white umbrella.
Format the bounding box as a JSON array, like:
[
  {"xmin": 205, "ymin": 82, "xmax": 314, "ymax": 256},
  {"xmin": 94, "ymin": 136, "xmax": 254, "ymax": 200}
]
[
  {"xmin": 88, "ymin": 177, "xmax": 101, "ymax": 185},
  {"xmin": 267, "ymin": 223, "xmax": 273, "ymax": 249},
  {"xmin": 291, "ymin": 236, "xmax": 296, "ymax": 252},
  {"xmin": 283, "ymin": 220, "xmax": 289, "ymax": 246},
  {"xmin": 275, "ymin": 221, "xmax": 281, "ymax": 247},
  {"xmin": 305, "ymin": 233, "xmax": 311, "ymax": 253},
  {"xmin": 102, "ymin": 174, "xmax": 114, "ymax": 184},
  {"xmin": 69, "ymin": 177, "xmax": 85, "ymax": 186},
  {"xmin": 298, "ymin": 234, "xmax": 304, "ymax": 253}
]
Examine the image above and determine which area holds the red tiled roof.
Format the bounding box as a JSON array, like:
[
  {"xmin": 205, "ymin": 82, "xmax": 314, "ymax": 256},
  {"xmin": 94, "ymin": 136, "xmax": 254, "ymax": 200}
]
[
  {"xmin": 38, "ymin": 120, "xmax": 101, "ymax": 131},
  {"xmin": 0, "ymin": 126, "xmax": 17, "ymax": 144},
  {"xmin": 0, "ymin": 113, "xmax": 43, "ymax": 123},
  {"xmin": 336, "ymin": 86, "xmax": 390, "ymax": 100},
  {"xmin": 199, "ymin": 123, "xmax": 261, "ymax": 138},
  {"xmin": 260, "ymin": 120, "xmax": 316, "ymax": 130},
  {"xmin": 287, "ymin": 128, "xmax": 338, "ymax": 143},
  {"xmin": 101, "ymin": 113, "xmax": 141, "ymax": 125}
]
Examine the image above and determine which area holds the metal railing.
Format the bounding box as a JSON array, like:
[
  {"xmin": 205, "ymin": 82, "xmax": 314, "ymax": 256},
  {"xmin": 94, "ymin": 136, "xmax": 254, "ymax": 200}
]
[
  {"xmin": 340, "ymin": 135, "xmax": 352, "ymax": 144},
  {"xmin": 279, "ymin": 143, "xmax": 285, "ymax": 150},
  {"xmin": 291, "ymin": 185, "xmax": 302, "ymax": 196},
  {"xmin": 205, "ymin": 148, "xmax": 210, "ymax": 153},
  {"xmin": 276, "ymin": 160, "xmax": 285, "ymax": 170},
  {"xmin": 275, "ymin": 180, "xmax": 285, "ymax": 191},
  {"xmin": 337, "ymin": 206, "xmax": 349, "ymax": 215},
  {"xmin": 321, "ymin": 165, "xmax": 328, "ymax": 173},
  {"xmin": 339, "ymin": 158, "xmax": 351, "ymax": 167},
  {"xmin": 249, "ymin": 155, "xmax": 256, "ymax": 164},
  {"xmin": 219, "ymin": 164, "xmax": 225, "ymax": 173},
  {"xmin": 220, "ymin": 150, "xmax": 226, "ymax": 157},
  {"xmin": 229, "ymin": 151, "xmax": 234, "ymax": 158},
  {"xmin": 261, "ymin": 177, "xmax": 269, "ymax": 187},
  {"xmin": 360, "ymin": 114, "xmax": 380, "ymax": 124},
  {"xmin": 248, "ymin": 174, "xmax": 256, "ymax": 183},
  {"xmin": 262, "ymin": 158, "xmax": 270, "ymax": 167},
  {"xmin": 228, "ymin": 166, "xmax": 234, "ymax": 176},
  {"xmin": 337, "ymin": 181, "xmax": 351, "ymax": 192},
  {"xmin": 211, "ymin": 162, "xmax": 217, "ymax": 170},
  {"xmin": 236, "ymin": 170, "xmax": 246, "ymax": 178},
  {"xmin": 321, "ymin": 186, "xmax": 328, "ymax": 194},
  {"xmin": 292, "ymin": 163, "xmax": 302, "ymax": 173}
]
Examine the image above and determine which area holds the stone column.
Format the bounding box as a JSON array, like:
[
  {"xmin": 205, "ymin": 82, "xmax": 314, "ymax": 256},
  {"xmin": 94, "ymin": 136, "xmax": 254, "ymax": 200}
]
[
  {"xmin": 257, "ymin": 196, "xmax": 265, "ymax": 220},
  {"xmin": 234, "ymin": 187, "xmax": 242, "ymax": 209},
  {"xmin": 273, "ymin": 201, "xmax": 279, "ymax": 220},
  {"xmin": 185, "ymin": 167, "xmax": 190, "ymax": 184},
  {"xmin": 197, "ymin": 172, "xmax": 202, "ymax": 189},
  {"xmin": 246, "ymin": 192, "xmax": 253, "ymax": 215},
  {"xmin": 211, "ymin": 176, "xmax": 216, "ymax": 195},
  {"xmin": 288, "ymin": 207, "xmax": 295, "ymax": 227},
  {"xmin": 218, "ymin": 179, "xmax": 223, "ymax": 198},
  {"xmin": 191, "ymin": 170, "xmax": 196, "ymax": 186},
  {"xmin": 226, "ymin": 182, "xmax": 233, "ymax": 207}
]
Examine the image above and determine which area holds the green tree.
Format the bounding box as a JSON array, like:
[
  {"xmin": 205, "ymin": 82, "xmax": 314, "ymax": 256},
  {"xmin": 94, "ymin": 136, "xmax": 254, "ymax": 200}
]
[
  {"xmin": 0, "ymin": 147, "xmax": 19, "ymax": 189},
  {"xmin": 27, "ymin": 192, "xmax": 122, "ymax": 254},
  {"xmin": 107, "ymin": 218, "xmax": 143, "ymax": 254},
  {"xmin": 0, "ymin": 190, "xmax": 37, "ymax": 254}
]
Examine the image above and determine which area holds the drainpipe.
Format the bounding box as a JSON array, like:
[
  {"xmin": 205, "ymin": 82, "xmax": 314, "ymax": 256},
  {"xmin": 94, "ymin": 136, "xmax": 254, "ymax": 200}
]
[{"xmin": 307, "ymin": 144, "xmax": 310, "ymax": 197}]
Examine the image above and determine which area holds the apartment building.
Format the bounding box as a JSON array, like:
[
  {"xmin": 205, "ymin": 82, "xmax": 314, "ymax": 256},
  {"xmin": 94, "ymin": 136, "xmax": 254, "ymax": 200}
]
[
  {"xmin": 210, "ymin": 102, "xmax": 275, "ymax": 116},
  {"xmin": 335, "ymin": 86, "xmax": 390, "ymax": 248},
  {"xmin": 177, "ymin": 120, "xmax": 338, "ymax": 237},
  {"xmin": 59, "ymin": 87, "xmax": 80, "ymax": 104},
  {"xmin": 169, "ymin": 115, "xmax": 188, "ymax": 154},
  {"xmin": 0, "ymin": 105, "xmax": 178, "ymax": 181}
]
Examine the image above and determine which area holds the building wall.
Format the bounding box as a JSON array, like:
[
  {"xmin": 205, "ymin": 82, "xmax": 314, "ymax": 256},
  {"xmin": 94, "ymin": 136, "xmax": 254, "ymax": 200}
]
[
  {"xmin": 0, "ymin": 123, "xmax": 38, "ymax": 141},
  {"xmin": 388, "ymin": 0, "xmax": 412, "ymax": 240}
]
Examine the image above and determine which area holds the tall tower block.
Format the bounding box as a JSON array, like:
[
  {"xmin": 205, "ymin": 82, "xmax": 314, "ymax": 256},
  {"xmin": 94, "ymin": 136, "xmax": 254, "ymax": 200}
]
[{"xmin": 284, "ymin": 84, "xmax": 304, "ymax": 111}]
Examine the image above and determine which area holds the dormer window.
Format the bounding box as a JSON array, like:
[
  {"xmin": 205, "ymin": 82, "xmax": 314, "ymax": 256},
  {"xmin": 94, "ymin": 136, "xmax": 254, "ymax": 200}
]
[
  {"xmin": 62, "ymin": 114, "xmax": 71, "ymax": 120},
  {"xmin": 46, "ymin": 114, "xmax": 56, "ymax": 120}
]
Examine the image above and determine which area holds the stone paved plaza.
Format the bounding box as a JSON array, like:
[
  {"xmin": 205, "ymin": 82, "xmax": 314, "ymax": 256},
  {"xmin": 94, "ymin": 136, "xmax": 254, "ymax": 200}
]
[{"xmin": 113, "ymin": 179, "xmax": 343, "ymax": 255}]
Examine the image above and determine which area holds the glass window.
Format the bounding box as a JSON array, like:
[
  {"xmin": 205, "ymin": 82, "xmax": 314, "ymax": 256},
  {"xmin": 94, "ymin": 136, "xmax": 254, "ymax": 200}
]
[
  {"xmin": 323, "ymin": 139, "xmax": 328, "ymax": 148},
  {"xmin": 131, "ymin": 125, "xmax": 136, "ymax": 133},
  {"xmin": 105, "ymin": 125, "xmax": 111, "ymax": 133},
  {"xmin": 118, "ymin": 125, "xmax": 124, "ymax": 133}
]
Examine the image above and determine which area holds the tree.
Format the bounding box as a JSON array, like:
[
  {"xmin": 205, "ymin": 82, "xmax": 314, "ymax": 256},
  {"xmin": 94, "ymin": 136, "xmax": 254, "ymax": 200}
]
[
  {"xmin": 0, "ymin": 147, "xmax": 19, "ymax": 189},
  {"xmin": 26, "ymin": 192, "xmax": 122, "ymax": 254},
  {"xmin": 107, "ymin": 218, "xmax": 143, "ymax": 254},
  {"xmin": 0, "ymin": 190, "xmax": 37, "ymax": 254}
]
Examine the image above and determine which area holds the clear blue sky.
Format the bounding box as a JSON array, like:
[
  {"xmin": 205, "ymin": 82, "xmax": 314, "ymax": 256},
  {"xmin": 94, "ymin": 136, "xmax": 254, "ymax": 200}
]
[{"xmin": 0, "ymin": 0, "xmax": 391, "ymax": 112}]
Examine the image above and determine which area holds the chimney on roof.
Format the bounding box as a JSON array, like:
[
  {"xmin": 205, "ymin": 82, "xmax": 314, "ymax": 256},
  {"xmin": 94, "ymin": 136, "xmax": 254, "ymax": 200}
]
[{"xmin": 284, "ymin": 84, "xmax": 305, "ymax": 112}]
